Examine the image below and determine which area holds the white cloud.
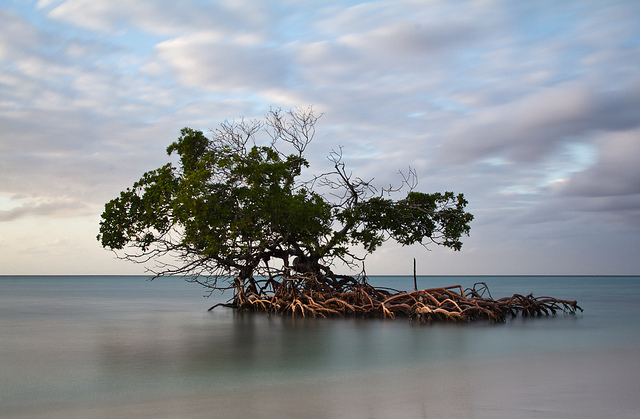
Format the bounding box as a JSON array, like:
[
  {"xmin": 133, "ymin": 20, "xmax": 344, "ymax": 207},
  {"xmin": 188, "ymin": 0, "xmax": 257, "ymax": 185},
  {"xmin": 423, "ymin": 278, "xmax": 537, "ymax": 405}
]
[
  {"xmin": 43, "ymin": 0, "xmax": 274, "ymax": 39},
  {"xmin": 440, "ymin": 81, "xmax": 640, "ymax": 164},
  {"xmin": 559, "ymin": 129, "xmax": 640, "ymax": 198},
  {"xmin": 0, "ymin": 195, "xmax": 92, "ymax": 222},
  {"xmin": 45, "ymin": 0, "xmax": 186, "ymax": 34},
  {"xmin": 0, "ymin": 10, "xmax": 41, "ymax": 60},
  {"xmin": 155, "ymin": 33, "xmax": 291, "ymax": 91}
]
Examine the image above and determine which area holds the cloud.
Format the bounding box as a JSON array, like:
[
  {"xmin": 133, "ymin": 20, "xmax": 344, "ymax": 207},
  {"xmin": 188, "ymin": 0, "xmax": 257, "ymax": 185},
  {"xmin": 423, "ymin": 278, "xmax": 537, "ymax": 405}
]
[
  {"xmin": 0, "ymin": 194, "xmax": 92, "ymax": 222},
  {"xmin": 504, "ymin": 128, "xmax": 640, "ymax": 229},
  {"xmin": 340, "ymin": 14, "xmax": 490, "ymax": 58},
  {"xmin": 557, "ymin": 129, "xmax": 640, "ymax": 198},
  {"xmin": 155, "ymin": 33, "xmax": 292, "ymax": 92},
  {"xmin": 42, "ymin": 0, "xmax": 274, "ymax": 39},
  {"xmin": 0, "ymin": 10, "xmax": 42, "ymax": 60},
  {"xmin": 297, "ymin": 2, "xmax": 501, "ymax": 90},
  {"xmin": 3, "ymin": 0, "xmax": 640, "ymax": 274},
  {"xmin": 439, "ymin": 81, "xmax": 640, "ymax": 164},
  {"xmin": 43, "ymin": 0, "xmax": 200, "ymax": 35}
]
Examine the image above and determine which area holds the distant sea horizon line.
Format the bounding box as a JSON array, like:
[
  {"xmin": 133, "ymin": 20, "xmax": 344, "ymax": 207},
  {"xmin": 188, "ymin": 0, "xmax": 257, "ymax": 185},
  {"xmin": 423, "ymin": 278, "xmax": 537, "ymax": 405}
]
[{"xmin": 2, "ymin": 274, "xmax": 638, "ymax": 278}]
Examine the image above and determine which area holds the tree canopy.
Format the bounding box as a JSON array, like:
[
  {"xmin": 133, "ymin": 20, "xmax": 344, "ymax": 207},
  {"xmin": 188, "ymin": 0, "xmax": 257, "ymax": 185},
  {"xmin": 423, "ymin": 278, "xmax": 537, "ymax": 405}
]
[{"xmin": 98, "ymin": 108, "xmax": 473, "ymax": 291}]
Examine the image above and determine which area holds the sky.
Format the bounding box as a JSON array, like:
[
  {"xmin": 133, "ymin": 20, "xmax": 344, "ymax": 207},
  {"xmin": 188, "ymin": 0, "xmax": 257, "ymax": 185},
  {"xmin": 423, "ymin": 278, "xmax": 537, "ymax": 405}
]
[{"xmin": 1, "ymin": 0, "xmax": 640, "ymax": 276}]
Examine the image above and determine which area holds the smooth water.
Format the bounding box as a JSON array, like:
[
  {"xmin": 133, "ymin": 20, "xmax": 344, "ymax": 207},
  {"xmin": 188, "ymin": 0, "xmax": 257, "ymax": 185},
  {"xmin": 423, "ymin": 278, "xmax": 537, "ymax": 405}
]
[{"xmin": 1, "ymin": 275, "xmax": 639, "ymax": 418}]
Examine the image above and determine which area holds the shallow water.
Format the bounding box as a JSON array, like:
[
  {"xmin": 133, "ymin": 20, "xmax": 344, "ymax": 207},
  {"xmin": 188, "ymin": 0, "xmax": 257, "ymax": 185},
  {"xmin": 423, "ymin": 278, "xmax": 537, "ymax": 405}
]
[{"xmin": 1, "ymin": 275, "xmax": 639, "ymax": 418}]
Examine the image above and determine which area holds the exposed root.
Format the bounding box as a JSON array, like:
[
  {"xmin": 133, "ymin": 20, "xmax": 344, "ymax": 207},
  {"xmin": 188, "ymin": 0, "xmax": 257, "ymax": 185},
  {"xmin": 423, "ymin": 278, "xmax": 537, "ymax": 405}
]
[{"xmin": 222, "ymin": 277, "xmax": 583, "ymax": 323}]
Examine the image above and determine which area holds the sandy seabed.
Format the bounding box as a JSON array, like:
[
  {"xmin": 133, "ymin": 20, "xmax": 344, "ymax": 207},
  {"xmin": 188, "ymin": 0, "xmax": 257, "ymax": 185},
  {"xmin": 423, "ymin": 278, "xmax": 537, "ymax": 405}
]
[{"xmin": 8, "ymin": 346, "xmax": 639, "ymax": 419}]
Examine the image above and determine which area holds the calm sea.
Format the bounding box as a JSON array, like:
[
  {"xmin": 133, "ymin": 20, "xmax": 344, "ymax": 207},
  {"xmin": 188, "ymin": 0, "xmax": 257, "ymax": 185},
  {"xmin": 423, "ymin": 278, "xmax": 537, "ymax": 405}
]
[{"xmin": 1, "ymin": 275, "xmax": 639, "ymax": 418}]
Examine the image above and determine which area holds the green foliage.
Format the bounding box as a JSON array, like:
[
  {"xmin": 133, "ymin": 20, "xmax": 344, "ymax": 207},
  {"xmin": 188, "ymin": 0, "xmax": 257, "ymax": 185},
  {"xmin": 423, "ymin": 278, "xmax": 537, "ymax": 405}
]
[
  {"xmin": 98, "ymin": 108, "xmax": 473, "ymax": 286},
  {"xmin": 337, "ymin": 192, "xmax": 472, "ymax": 253}
]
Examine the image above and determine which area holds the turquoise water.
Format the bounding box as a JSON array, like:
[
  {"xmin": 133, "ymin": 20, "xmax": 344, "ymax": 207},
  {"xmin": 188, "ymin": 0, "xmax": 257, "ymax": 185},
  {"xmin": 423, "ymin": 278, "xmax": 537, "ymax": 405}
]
[{"xmin": 1, "ymin": 275, "xmax": 639, "ymax": 418}]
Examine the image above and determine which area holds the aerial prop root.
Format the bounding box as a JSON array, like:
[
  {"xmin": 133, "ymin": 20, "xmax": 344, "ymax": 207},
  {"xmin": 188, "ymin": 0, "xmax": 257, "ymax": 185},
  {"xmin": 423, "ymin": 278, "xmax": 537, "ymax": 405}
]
[{"xmin": 224, "ymin": 277, "xmax": 582, "ymax": 322}]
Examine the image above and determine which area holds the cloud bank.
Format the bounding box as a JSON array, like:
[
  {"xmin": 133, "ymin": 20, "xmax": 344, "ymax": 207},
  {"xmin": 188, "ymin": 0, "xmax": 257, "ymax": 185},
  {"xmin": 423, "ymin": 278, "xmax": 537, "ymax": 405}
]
[{"xmin": 1, "ymin": 0, "xmax": 639, "ymax": 274}]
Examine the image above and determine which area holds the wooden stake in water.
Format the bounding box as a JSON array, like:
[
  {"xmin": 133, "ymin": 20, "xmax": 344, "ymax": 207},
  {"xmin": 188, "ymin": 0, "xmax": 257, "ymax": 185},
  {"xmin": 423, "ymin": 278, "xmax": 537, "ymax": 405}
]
[{"xmin": 413, "ymin": 258, "xmax": 417, "ymax": 291}]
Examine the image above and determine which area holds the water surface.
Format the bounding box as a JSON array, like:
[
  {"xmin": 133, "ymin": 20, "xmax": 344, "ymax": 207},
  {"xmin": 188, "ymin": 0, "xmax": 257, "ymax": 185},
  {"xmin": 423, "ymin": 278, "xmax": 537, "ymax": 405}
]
[{"xmin": 1, "ymin": 275, "xmax": 638, "ymax": 418}]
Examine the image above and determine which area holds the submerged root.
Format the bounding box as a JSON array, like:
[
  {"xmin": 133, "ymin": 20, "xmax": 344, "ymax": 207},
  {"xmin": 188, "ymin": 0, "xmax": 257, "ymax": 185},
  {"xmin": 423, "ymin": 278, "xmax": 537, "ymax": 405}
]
[{"xmin": 222, "ymin": 276, "xmax": 582, "ymax": 323}]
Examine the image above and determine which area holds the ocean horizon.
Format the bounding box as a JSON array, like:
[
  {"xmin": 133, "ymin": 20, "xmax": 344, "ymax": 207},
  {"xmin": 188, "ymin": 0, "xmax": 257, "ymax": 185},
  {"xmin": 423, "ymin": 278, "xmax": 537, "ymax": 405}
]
[{"xmin": 1, "ymin": 275, "xmax": 639, "ymax": 418}]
